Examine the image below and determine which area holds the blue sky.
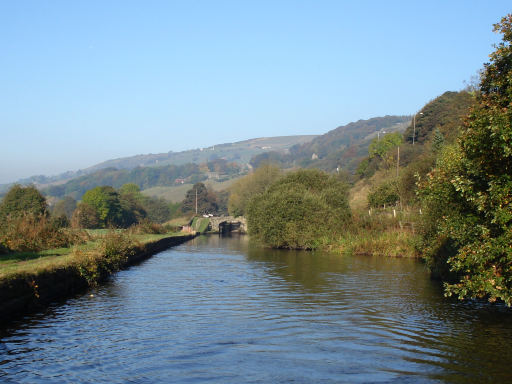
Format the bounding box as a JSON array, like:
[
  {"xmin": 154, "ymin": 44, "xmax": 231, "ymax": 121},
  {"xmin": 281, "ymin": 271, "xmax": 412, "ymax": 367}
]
[{"xmin": 1, "ymin": 1, "xmax": 510, "ymax": 183}]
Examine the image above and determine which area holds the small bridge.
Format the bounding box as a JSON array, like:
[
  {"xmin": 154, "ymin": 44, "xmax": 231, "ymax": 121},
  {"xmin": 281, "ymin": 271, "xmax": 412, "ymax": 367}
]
[{"xmin": 208, "ymin": 216, "xmax": 247, "ymax": 234}]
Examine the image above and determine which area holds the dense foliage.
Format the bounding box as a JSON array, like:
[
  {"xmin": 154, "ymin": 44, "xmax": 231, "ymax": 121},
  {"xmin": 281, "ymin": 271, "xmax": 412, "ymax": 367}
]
[
  {"xmin": 403, "ymin": 91, "xmax": 475, "ymax": 145},
  {"xmin": 0, "ymin": 185, "xmax": 86, "ymax": 252},
  {"xmin": 181, "ymin": 183, "xmax": 219, "ymax": 215},
  {"xmin": 0, "ymin": 185, "xmax": 48, "ymax": 220},
  {"xmin": 228, "ymin": 164, "xmax": 282, "ymax": 217},
  {"xmin": 419, "ymin": 15, "xmax": 512, "ymax": 305},
  {"xmin": 247, "ymin": 169, "xmax": 351, "ymax": 249}
]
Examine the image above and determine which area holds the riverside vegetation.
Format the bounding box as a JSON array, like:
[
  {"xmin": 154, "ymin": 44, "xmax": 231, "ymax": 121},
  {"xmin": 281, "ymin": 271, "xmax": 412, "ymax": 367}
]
[
  {"xmin": 2, "ymin": 14, "xmax": 512, "ymax": 309},
  {"xmin": 229, "ymin": 15, "xmax": 512, "ymax": 306},
  {"xmin": 0, "ymin": 182, "xmax": 194, "ymax": 322}
]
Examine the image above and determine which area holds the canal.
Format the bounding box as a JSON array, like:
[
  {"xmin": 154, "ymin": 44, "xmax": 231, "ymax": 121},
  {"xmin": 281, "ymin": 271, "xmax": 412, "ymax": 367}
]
[{"xmin": 1, "ymin": 235, "xmax": 512, "ymax": 383}]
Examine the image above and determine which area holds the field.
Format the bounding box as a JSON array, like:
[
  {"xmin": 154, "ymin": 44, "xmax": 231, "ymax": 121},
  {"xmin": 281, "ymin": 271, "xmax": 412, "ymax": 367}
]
[{"xmin": 142, "ymin": 176, "xmax": 243, "ymax": 202}]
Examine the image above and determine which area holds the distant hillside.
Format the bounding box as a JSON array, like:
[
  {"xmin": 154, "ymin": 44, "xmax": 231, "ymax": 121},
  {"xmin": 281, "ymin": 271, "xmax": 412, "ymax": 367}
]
[
  {"xmin": 43, "ymin": 159, "xmax": 242, "ymax": 200},
  {"xmin": 250, "ymin": 116, "xmax": 411, "ymax": 173},
  {"xmin": 86, "ymin": 135, "xmax": 317, "ymax": 172},
  {"xmin": 1, "ymin": 135, "xmax": 316, "ymax": 198}
]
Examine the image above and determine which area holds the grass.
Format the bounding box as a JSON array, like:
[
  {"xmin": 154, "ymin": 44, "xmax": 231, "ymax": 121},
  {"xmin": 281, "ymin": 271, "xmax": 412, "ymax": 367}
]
[
  {"xmin": 165, "ymin": 216, "xmax": 193, "ymax": 227},
  {"xmin": 191, "ymin": 217, "xmax": 210, "ymax": 233},
  {"xmin": 335, "ymin": 229, "xmax": 419, "ymax": 258},
  {"xmin": 0, "ymin": 230, "xmax": 184, "ymax": 280},
  {"xmin": 323, "ymin": 208, "xmax": 421, "ymax": 258}
]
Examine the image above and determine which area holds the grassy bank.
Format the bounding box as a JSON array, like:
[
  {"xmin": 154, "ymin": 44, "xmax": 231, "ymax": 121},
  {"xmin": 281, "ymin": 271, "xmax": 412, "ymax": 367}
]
[
  {"xmin": 325, "ymin": 208, "xmax": 420, "ymax": 258},
  {"xmin": 0, "ymin": 230, "xmax": 195, "ymax": 323},
  {"xmin": 335, "ymin": 229, "xmax": 419, "ymax": 257}
]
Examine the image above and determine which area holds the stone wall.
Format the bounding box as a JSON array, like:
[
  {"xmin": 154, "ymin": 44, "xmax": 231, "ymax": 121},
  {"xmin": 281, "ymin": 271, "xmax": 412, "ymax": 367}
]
[{"xmin": 208, "ymin": 216, "xmax": 247, "ymax": 233}]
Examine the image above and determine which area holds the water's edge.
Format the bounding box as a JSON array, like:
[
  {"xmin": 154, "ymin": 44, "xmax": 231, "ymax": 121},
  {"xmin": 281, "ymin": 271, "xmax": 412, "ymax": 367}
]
[{"xmin": 0, "ymin": 234, "xmax": 196, "ymax": 324}]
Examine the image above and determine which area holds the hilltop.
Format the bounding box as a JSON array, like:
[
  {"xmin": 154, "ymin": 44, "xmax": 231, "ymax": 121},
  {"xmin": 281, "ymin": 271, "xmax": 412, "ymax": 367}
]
[{"xmin": 85, "ymin": 135, "xmax": 318, "ymax": 172}]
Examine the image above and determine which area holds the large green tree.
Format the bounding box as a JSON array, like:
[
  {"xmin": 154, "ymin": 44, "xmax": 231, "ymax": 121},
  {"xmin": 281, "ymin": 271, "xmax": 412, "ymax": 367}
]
[
  {"xmin": 420, "ymin": 15, "xmax": 512, "ymax": 304},
  {"xmin": 82, "ymin": 186, "xmax": 124, "ymax": 228}
]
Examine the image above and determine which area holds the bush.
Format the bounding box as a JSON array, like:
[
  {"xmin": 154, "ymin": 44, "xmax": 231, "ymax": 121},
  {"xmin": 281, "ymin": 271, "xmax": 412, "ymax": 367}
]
[
  {"xmin": 367, "ymin": 181, "xmax": 399, "ymax": 208},
  {"xmin": 0, "ymin": 213, "xmax": 88, "ymax": 253},
  {"xmin": 247, "ymin": 169, "xmax": 351, "ymax": 249},
  {"xmin": 128, "ymin": 219, "xmax": 167, "ymax": 235}
]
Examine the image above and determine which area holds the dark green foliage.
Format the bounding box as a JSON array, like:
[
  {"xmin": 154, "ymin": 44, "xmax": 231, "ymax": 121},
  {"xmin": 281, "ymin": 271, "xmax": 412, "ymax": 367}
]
[
  {"xmin": 247, "ymin": 169, "xmax": 351, "ymax": 249},
  {"xmin": 142, "ymin": 197, "xmax": 173, "ymax": 223},
  {"xmin": 419, "ymin": 15, "xmax": 512, "ymax": 304},
  {"xmin": 432, "ymin": 128, "xmax": 445, "ymax": 153},
  {"xmin": 404, "ymin": 91, "xmax": 475, "ymax": 145},
  {"xmin": 119, "ymin": 193, "xmax": 147, "ymax": 227},
  {"xmin": 0, "ymin": 185, "xmax": 48, "ymax": 220},
  {"xmin": 181, "ymin": 183, "xmax": 218, "ymax": 215}
]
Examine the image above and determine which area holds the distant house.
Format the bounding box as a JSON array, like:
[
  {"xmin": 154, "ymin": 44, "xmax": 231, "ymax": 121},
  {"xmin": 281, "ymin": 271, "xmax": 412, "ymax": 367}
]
[
  {"xmin": 312, "ymin": 153, "xmax": 319, "ymax": 160},
  {"xmin": 175, "ymin": 178, "xmax": 186, "ymax": 184},
  {"xmin": 207, "ymin": 172, "xmax": 220, "ymax": 180}
]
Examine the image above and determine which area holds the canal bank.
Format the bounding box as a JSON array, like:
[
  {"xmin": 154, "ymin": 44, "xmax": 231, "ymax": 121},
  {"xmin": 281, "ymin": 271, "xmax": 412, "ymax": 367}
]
[{"xmin": 0, "ymin": 233, "xmax": 195, "ymax": 324}]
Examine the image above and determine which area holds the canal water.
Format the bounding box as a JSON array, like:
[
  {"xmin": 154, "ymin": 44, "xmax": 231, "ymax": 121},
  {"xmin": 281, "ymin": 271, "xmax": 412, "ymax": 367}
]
[{"xmin": 1, "ymin": 235, "xmax": 512, "ymax": 383}]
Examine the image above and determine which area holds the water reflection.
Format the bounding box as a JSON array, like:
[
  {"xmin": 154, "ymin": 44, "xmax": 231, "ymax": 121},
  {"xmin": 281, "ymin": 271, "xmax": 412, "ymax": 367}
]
[{"xmin": 1, "ymin": 234, "xmax": 512, "ymax": 383}]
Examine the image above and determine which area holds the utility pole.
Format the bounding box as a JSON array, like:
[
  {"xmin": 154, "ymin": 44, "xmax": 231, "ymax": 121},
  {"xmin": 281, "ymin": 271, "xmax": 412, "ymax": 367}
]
[
  {"xmin": 195, "ymin": 188, "xmax": 198, "ymax": 215},
  {"xmin": 396, "ymin": 146, "xmax": 400, "ymax": 178}
]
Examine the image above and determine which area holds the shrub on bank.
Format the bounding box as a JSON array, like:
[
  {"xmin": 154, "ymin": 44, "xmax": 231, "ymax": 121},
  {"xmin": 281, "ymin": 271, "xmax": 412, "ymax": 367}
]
[
  {"xmin": 73, "ymin": 230, "xmax": 136, "ymax": 284},
  {"xmin": 128, "ymin": 219, "xmax": 168, "ymax": 235},
  {"xmin": 0, "ymin": 213, "xmax": 88, "ymax": 253},
  {"xmin": 247, "ymin": 169, "xmax": 351, "ymax": 249}
]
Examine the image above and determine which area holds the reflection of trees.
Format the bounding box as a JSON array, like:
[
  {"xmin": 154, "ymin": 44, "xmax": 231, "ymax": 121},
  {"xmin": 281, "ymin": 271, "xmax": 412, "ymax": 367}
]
[
  {"xmin": 187, "ymin": 236, "xmax": 512, "ymax": 383},
  {"xmin": 246, "ymin": 245, "xmax": 349, "ymax": 294}
]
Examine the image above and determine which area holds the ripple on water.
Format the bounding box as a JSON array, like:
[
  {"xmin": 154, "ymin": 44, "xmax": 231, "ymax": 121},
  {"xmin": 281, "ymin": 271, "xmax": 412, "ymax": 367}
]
[{"xmin": 2, "ymin": 235, "xmax": 512, "ymax": 383}]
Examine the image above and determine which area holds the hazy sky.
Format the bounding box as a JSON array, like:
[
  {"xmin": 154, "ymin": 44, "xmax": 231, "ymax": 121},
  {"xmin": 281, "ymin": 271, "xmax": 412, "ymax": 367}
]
[{"xmin": 1, "ymin": 1, "xmax": 510, "ymax": 183}]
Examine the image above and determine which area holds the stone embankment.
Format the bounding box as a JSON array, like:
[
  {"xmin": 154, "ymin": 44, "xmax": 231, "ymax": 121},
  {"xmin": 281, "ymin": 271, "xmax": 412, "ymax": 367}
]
[{"xmin": 0, "ymin": 234, "xmax": 195, "ymax": 324}]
